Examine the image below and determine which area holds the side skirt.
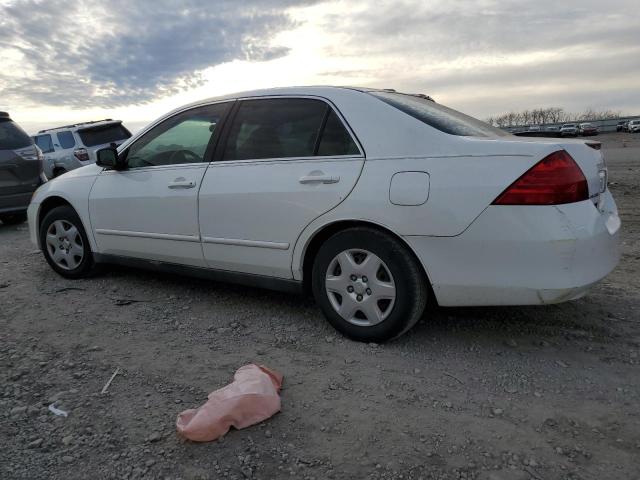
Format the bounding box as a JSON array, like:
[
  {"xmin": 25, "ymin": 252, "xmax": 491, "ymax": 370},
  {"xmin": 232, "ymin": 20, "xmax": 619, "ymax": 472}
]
[{"xmin": 93, "ymin": 254, "xmax": 303, "ymax": 294}]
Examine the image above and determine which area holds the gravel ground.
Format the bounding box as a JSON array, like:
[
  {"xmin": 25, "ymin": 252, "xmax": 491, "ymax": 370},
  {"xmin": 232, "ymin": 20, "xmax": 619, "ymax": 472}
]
[{"xmin": 1, "ymin": 132, "xmax": 639, "ymax": 480}]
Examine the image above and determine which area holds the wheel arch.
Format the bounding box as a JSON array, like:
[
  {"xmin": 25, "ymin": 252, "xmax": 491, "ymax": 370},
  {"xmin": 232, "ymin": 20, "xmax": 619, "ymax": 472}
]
[
  {"xmin": 36, "ymin": 196, "xmax": 92, "ymax": 250},
  {"xmin": 299, "ymin": 219, "xmax": 435, "ymax": 302}
]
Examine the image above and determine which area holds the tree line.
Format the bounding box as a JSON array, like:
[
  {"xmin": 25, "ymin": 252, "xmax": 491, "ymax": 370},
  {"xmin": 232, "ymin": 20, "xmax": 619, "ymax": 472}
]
[{"xmin": 485, "ymin": 108, "xmax": 621, "ymax": 127}]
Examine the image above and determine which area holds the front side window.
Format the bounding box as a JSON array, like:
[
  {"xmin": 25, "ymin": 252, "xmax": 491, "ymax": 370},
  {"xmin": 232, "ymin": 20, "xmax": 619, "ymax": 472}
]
[
  {"xmin": 125, "ymin": 102, "xmax": 230, "ymax": 169},
  {"xmin": 35, "ymin": 134, "xmax": 54, "ymax": 153},
  {"xmin": 223, "ymin": 98, "xmax": 328, "ymax": 161},
  {"xmin": 57, "ymin": 131, "xmax": 76, "ymax": 149}
]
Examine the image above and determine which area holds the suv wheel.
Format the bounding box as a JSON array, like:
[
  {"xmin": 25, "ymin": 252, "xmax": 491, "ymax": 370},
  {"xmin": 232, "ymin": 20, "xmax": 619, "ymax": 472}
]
[
  {"xmin": 312, "ymin": 227, "xmax": 427, "ymax": 342},
  {"xmin": 0, "ymin": 213, "xmax": 27, "ymax": 225},
  {"xmin": 52, "ymin": 167, "xmax": 67, "ymax": 178},
  {"xmin": 40, "ymin": 206, "xmax": 94, "ymax": 278}
]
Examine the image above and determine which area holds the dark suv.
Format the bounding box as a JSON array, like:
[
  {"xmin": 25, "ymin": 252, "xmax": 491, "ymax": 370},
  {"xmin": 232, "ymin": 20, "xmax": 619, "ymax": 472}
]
[{"xmin": 0, "ymin": 112, "xmax": 45, "ymax": 225}]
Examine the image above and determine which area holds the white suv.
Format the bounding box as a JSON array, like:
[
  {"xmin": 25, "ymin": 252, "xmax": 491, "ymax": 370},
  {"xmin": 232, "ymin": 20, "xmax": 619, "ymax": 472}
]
[{"xmin": 33, "ymin": 120, "xmax": 131, "ymax": 178}]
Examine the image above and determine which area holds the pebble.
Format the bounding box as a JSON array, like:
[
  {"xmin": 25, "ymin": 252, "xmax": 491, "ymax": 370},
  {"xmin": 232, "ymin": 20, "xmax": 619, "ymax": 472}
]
[
  {"xmin": 28, "ymin": 438, "xmax": 43, "ymax": 448},
  {"xmin": 492, "ymin": 408, "xmax": 504, "ymax": 416},
  {"xmin": 62, "ymin": 456, "xmax": 74, "ymax": 463},
  {"xmin": 148, "ymin": 432, "xmax": 162, "ymax": 443}
]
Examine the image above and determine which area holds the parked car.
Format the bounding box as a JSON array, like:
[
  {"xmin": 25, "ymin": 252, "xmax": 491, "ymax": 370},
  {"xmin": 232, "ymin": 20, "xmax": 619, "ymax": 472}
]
[
  {"xmin": 27, "ymin": 87, "xmax": 620, "ymax": 342},
  {"xmin": 578, "ymin": 123, "xmax": 598, "ymax": 136},
  {"xmin": 33, "ymin": 119, "xmax": 132, "ymax": 178},
  {"xmin": 628, "ymin": 120, "xmax": 640, "ymax": 133},
  {"xmin": 616, "ymin": 121, "xmax": 629, "ymax": 132},
  {"xmin": 560, "ymin": 123, "xmax": 579, "ymax": 137},
  {"xmin": 0, "ymin": 112, "xmax": 46, "ymax": 225}
]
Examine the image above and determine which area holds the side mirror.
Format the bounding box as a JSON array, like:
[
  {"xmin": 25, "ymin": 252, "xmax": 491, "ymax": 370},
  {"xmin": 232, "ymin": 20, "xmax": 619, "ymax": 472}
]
[{"xmin": 96, "ymin": 147, "xmax": 125, "ymax": 170}]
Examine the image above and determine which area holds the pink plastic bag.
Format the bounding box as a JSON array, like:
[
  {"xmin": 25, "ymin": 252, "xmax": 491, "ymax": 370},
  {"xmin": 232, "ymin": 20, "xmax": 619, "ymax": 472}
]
[{"xmin": 176, "ymin": 364, "xmax": 283, "ymax": 442}]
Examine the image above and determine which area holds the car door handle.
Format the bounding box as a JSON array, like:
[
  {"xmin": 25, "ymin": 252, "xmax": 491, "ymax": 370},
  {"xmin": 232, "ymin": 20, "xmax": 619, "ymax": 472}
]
[
  {"xmin": 168, "ymin": 180, "xmax": 196, "ymax": 189},
  {"xmin": 299, "ymin": 174, "xmax": 340, "ymax": 185}
]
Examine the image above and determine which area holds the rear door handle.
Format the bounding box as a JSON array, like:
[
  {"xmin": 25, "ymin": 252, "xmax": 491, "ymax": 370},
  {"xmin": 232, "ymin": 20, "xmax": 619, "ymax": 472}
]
[
  {"xmin": 168, "ymin": 179, "xmax": 196, "ymax": 189},
  {"xmin": 299, "ymin": 174, "xmax": 340, "ymax": 185}
]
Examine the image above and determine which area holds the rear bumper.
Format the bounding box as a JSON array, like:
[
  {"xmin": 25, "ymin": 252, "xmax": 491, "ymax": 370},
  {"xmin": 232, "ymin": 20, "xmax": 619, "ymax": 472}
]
[
  {"xmin": 0, "ymin": 191, "xmax": 32, "ymax": 215},
  {"xmin": 405, "ymin": 191, "xmax": 620, "ymax": 306}
]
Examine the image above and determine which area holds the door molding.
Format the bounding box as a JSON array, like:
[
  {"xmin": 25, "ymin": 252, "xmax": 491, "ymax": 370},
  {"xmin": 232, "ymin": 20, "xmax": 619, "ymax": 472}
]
[
  {"xmin": 95, "ymin": 228, "xmax": 200, "ymax": 243},
  {"xmin": 201, "ymin": 236, "xmax": 289, "ymax": 250}
]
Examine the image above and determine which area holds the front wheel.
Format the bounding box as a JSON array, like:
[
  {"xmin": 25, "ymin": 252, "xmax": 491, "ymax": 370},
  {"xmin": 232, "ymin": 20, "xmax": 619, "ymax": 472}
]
[
  {"xmin": 312, "ymin": 227, "xmax": 428, "ymax": 342},
  {"xmin": 40, "ymin": 205, "xmax": 94, "ymax": 278}
]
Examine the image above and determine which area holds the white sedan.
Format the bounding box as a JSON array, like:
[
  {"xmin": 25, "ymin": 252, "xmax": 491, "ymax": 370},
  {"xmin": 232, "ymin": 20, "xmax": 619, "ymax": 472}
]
[{"xmin": 27, "ymin": 87, "xmax": 620, "ymax": 342}]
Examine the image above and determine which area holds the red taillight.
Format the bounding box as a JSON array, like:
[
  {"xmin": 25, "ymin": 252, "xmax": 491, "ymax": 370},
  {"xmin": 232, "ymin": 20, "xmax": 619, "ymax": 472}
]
[
  {"xmin": 492, "ymin": 150, "xmax": 588, "ymax": 205},
  {"xmin": 74, "ymin": 148, "xmax": 89, "ymax": 161}
]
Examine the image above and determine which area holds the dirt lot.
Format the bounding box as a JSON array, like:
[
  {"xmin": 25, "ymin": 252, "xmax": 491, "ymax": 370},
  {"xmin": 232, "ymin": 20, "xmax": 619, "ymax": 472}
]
[{"xmin": 1, "ymin": 132, "xmax": 639, "ymax": 480}]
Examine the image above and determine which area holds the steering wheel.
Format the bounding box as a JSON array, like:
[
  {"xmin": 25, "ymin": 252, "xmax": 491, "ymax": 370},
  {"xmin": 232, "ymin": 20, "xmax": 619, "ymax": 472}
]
[{"xmin": 168, "ymin": 149, "xmax": 201, "ymax": 164}]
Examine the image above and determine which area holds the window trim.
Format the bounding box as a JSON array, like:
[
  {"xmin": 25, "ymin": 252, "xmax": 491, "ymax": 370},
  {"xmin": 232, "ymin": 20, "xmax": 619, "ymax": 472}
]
[
  {"xmin": 118, "ymin": 100, "xmax": 234, "ymax": 171},
  {"xmin": 213, "ymin": 95, "xmax": 365, "ymax": 164}
]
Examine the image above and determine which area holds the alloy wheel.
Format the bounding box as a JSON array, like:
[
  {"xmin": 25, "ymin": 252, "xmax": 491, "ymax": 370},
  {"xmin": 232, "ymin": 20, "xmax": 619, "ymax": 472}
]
[
  {"xmin": 45, "ymin": 219, "xmax": 84, "ymax": 270},
  {"xmin": 325, "ymin": 249, "xmax": 396, "ymax": 326}
]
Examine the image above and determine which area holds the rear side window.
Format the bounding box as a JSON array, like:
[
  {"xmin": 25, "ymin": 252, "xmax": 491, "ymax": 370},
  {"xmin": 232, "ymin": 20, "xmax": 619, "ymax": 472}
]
[
  {"xmin": 57, "ymin": 131, "xmax": 76, "ymax": 149},
  {"xmin": 223, "ymin": 98, "xmax": 327, "ymax": 161},
  {"xmin": 0, "ymin": 119, "xmax": 32, "ymax": 150},
  {"xmin": 370, "ymin": 91, "xmax": 509, "ymax": 137},
  {"xmin": 317, "ymin": 110, "xmax": 360, "ymax": 156},
  {"xmin": 78, "ymin": 123, "xmax": 132, "ymax": 147},
  {"xmin": 35, "ymin": 134, "xmax": 54, "ymax": 153}
]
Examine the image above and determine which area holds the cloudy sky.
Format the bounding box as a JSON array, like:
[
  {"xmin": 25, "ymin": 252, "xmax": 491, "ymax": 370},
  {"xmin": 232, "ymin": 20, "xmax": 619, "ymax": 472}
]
[{"xmin": 1, "ymin": 0, "xmax": 638, "ymax": 133}]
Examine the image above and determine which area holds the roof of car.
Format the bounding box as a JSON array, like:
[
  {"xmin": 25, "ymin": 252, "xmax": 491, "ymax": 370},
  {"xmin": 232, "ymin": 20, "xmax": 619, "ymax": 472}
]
[
  {"xmin": 176, "ymin": 85, "xmax": 430, "ymax": 110},
  {"xmin": 37, "ymin": 118, "xmax": 122, "ymax": 134}
]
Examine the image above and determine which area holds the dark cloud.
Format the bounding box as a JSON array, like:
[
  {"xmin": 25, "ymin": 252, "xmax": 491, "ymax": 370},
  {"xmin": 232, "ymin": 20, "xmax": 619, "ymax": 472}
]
[{"xmin": 0, "ymin": 0, "xmax": 316, "ymax": 107}]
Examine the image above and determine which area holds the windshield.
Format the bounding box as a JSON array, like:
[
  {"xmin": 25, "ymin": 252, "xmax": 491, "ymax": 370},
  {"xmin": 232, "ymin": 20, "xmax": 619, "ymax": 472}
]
[
  {"xmin": 369, "ymin": 91, "xmax": 510, "ymax": 137},
  {"xmin": 0, "ymin": 119, "xmax": 32, "ymax": 150},
  {"xmin": 78, "ymin": 123, "xmax": 131, "ymax": 147}
]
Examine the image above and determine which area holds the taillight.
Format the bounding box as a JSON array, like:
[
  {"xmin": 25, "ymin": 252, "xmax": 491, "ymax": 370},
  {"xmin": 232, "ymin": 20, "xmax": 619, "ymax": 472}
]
[
  {"xmin": 74, "ymin": 148, "xmax": 90, "ymax": 161},
  {"xmin": 492, "ymin": 150, "xmax": 588, "ymax": 205}
]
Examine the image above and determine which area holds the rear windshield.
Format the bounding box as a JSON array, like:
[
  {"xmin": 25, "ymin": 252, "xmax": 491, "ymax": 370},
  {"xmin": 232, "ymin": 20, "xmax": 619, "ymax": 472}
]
[
  {"xmin": 0, "ymin": 119, "xmax": 32, "ymax": 150},
  {"xmin": 370, "ymin": 91, "xmax": 509, "ymax": 137},
  {"xmin": 78, "ymin": 123, "xmax": 132, "ymax": 147}
]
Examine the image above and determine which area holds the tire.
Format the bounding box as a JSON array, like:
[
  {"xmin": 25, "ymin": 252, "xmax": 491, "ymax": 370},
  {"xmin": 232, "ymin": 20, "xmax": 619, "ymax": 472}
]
[
  {"xmin": 39, "ymin": 205, "xmax": 94, "ymax": 278},
  {"xmin": 312, "ymin": 227, "xmax": 428, "ymax": 342},
  {"xmin": 52, "ymin": 168, "xmax": 67, "ymax": 178},
  {"xmin": 0, "ymin": 212, "xmax": 27, "ymax": 225}
]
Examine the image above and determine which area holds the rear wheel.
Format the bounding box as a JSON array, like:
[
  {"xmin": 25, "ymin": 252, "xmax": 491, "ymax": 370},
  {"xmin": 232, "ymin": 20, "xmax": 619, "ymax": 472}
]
[
  {"xmin": 312, "ymin": 227, "xmax": 428, "ymax": 342},
  {"xmin": 0, "ymin": 213, "xmax": 27, "ymax": 225},
  {"xmin": 40, "ymin": 205, "xmax": 94, "ymax": 278},
  {"xmin": 52, "ymin": 167, "xmax": 67, "ymax": 178}
]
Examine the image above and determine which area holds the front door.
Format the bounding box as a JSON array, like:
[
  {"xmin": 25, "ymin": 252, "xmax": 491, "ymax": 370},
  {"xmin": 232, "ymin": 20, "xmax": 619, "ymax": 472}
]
[
  {"xmin": 198, "ymin": 97, "xmax": 365, "ymax": 278},
  {"xmin": 89, "ymin": 101, "xmax": 231, "ymax": 266}
]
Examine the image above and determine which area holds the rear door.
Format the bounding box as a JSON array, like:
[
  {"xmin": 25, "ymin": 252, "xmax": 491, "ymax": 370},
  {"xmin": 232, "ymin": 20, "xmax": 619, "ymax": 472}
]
[
  {"xmin": 0, "ymin": 119, "xmax": 41, "ymax": 209},
  {"xmin": 198, "ymin": 97, "xmax": 365, "ymax": 278}
]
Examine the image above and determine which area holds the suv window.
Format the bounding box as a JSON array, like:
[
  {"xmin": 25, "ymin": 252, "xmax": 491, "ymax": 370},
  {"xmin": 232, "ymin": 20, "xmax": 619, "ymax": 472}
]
[
  {"xmin": 78, "ymin": 123, "xmax": 132, "ymax": 147},
  {"xmin": 317, "ymin": 109, "xmax": 360, "ymax": 156},
  {"xmin": 35, "ymin": 134, "xmax": 54, "ymax": 153},
  {"xmin": 0, "ymin": 119, "xmax": 32, "ymax": 150},
  {"xmin": 223, "ymin": 98, "xmax": 328, "ymax": 161},
  {"xmin": 126, "ymin": 102, "xmax": 230, "ymax": 169},
  {"xmin": 57, "ymin": 131, "xmax": 76, "ymax": 149},
  {"xmin": 370, "ymin": 91, "xmax": 509, "ymax": 137}
]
